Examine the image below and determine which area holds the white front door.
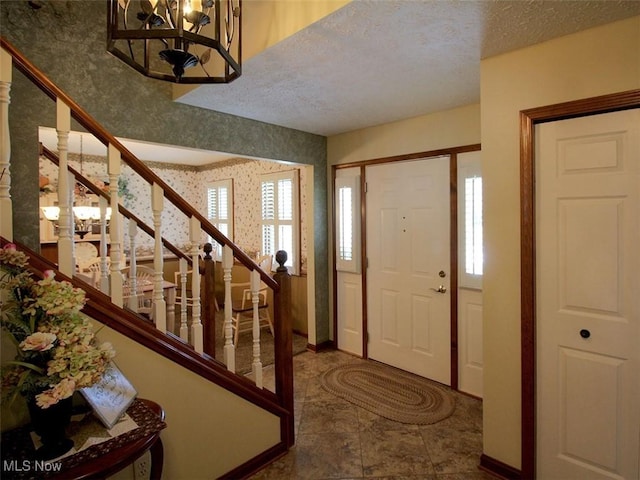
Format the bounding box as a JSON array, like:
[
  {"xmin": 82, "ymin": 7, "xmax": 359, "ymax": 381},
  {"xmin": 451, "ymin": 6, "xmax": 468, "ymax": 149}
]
[
  {"xmin": 366, "ymin": 157, "xmax": 450, "ymax": 384},
  {"xmin": 536, "ymin": 109, "xmax": 639, "ymax": 479}
]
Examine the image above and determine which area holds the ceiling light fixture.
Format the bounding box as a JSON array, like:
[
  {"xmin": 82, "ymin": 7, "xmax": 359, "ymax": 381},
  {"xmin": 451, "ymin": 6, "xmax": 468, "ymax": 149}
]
[
  {"xmin": 42, "ymin": 205, "xmax": 112, "ymax": 240},
  {"xmin": 107, "ymin": 0, "xmax": 241, "ymax": 84},
  {"xmin": 41, "ymin": 136, "xmax": 112, "ymax": 239}
]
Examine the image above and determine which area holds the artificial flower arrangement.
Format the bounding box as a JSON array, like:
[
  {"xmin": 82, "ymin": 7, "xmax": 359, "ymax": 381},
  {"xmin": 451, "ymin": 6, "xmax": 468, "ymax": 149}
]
[{"xmin": 0, "ymin": 243, "xmax": 115, "ymax": 410}]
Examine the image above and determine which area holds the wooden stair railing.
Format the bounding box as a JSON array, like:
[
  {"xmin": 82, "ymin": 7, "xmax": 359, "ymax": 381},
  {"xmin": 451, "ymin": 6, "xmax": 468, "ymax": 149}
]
[
  {"xmin": 0, "ymin": 237, "xmax": 290, "ymax": 420},
  {"xmin": 0, "ymin": 35, "xmax": 295, "ymax": 464},
  {"xmin": 40, "ymin": 145, "xmax": 224, "ymax": 353},
  {"xmin": 1, "ymin": 38, "xmax": 272, "ymax": 285},
  {"xmin": 40, "ymin": 126, "xmax": 286, "ymax": 391}
]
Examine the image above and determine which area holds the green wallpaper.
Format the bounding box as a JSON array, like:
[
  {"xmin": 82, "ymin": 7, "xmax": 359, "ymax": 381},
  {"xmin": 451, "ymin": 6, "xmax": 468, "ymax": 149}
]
[{"xmin": 1, "ymin": 0, "xmax": 329, "ymax": 343}]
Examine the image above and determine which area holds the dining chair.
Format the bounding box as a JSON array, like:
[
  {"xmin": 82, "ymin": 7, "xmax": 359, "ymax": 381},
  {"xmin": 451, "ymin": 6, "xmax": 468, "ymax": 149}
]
[
  {"xmin": 256, "ymin": 254, "xmax": 273, "ymax": 276},
  {"xmin": 121, "ymin": 265, "xmax": 155, "ymax": 285},
  {"xmin": 78, "ymin": 257, "xmax": 104, "ymax": 288},
  {"xmin": 75, "ymin": 242, "xmax": 99, "ymax": 272},
  {"xmin": 121, "ymin": 265, "xmax": 155, "ymax": 318},
  {"xmin": 227, "ymin": 281, "xmax": 274, "ymax": 346},
  {"xmin": 223, "ymin": 254, "xmax": 274, "ymax": 345},
  {"xmin": 174, "ymin": 269, "xmax": 196, "ymax": 313},
  {"xmin": 122, "ymin": 278, "xmax": 153, "ymax": 318}
]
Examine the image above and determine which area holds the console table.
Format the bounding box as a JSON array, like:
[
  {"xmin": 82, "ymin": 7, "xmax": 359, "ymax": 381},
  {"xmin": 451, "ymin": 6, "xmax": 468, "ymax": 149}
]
[{"xmin": 1, "ymin": 398, "xmax": 166, "ymax": 480}]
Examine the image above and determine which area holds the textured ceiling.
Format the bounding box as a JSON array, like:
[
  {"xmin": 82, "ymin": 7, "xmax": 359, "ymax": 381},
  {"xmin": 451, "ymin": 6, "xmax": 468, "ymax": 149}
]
[
  {"xmin": 177, "ymin": 0, "xmax": 640, "ymax": 136},
  {"xmin": 40, "ymin": 1, "xmax": 640, "ymax": 164}
]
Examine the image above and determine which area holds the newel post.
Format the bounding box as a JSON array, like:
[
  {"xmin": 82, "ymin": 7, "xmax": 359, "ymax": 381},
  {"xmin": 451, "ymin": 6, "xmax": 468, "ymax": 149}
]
[
  {"xmin": 202, "ymin": 243, "xmax": 216, "ymax": 357},
  {"xmin": 273, "ymin": 250, "xmax": 294, "ymax": 448}
]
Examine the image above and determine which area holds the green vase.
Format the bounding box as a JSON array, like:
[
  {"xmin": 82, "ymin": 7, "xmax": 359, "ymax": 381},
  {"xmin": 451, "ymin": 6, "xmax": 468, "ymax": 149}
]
[{"xmin": 27, "ymin": 396, "xmax": 74, "ymax": 460}]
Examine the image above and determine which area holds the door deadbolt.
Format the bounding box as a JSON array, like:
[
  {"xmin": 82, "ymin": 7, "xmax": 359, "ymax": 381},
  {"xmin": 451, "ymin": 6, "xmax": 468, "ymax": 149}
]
[{"xmin": 439, "ymin": 270, "xmax": 446, "ymax": 278}]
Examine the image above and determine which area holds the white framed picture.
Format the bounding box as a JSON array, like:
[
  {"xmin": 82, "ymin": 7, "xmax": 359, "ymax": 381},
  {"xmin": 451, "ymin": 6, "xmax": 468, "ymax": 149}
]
[{"xmin": 80, "ymin": 361, "xmax": 137, "ymax": 429}]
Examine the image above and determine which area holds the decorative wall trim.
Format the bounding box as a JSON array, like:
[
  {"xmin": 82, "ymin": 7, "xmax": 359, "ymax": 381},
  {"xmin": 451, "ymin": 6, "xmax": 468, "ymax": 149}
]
[
  {"xmin": 196, "ymin": 157, "xmax": 255, "ymax": 172},
  {"xmin": 479, "ymin": 454, "xmax": 522, "ymax": 480},
  {"xmin": 307, "ymin": 340, "xmax": 334, "ymax": 352},
  {"xmin": 218, "ymin": 443, "xmax": 289, "ymax": 480}
]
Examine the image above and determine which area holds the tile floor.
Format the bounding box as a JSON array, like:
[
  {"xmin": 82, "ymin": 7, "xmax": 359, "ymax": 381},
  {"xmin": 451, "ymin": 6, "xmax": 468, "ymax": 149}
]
[{"xmin": 255, "ymin": 349, "xmax": 495, "ymax": 480}]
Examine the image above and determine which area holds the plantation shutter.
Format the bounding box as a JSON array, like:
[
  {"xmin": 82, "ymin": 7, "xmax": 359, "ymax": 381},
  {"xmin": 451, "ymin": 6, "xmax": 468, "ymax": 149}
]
[
  {"xmin": 261, "ymin": 171, "xmax": 299, "ymax": 273},
  {"xmin": 457, "ymin": 152, "xmax": 482, "ymax": 289},
  {"xmin": 335, "ymin": 175, "xmax": 360, "ymax": 273},
  {"xmin": 262, "ymin": 179, "xmax": 275, "ymax": 257},
  {"xmin": 206, "ymin": 179, "xmax": 233, "ymax": 259},
  {"xmin": 207, "ymin": 188, "xmax": 218, "ymax": 220}
]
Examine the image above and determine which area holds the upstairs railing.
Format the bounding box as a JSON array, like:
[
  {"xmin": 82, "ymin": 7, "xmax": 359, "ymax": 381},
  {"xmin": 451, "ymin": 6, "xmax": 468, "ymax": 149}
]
[{"xmin": 0, "ymin": 37, "xmax": 294, "ymax": 448}]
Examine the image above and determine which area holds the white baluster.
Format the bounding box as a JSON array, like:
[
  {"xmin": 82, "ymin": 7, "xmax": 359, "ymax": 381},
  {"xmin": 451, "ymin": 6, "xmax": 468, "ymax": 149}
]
[
  {"xmin": 189, "ymin": 217, "xmax": 203, "ymax": 353},
  {"xmin": 151, "ymin": 182, "xmax": 166, "ymax": 332},
  {"xmin": 67, "ymin": 170, "xmax": 76, "ymax": 269},
  {"xmin": 178, "ymin": 257, "xmax": 189, "ymax": 341},
  {"xmin": 223, "ymin": 244, "xmax": 235, "ymax": 372},
  {"xmin": 250, "ymin": 269, "xmax": 263, "ymax": 388},
  {"xmin": 108, "ymin": 144, "xmax": 123, "ymax": 306},
  {"xmin": 0, "ymin": 47, "xmax": 12, "ymax": 239},
  {"xmin": 98, "ymin": 196, "xmax": 109, "ymax": 293},
  {"xmin": 127, "ymin": 219, "xmax": 139, "ymax": 311},
  {"xmin": 128, "ymin": 217, "xmax": 137, "ymax": 274},
  {"xmin": 56, "ymin": 101, "xmax": 74, "ymax": 276}
]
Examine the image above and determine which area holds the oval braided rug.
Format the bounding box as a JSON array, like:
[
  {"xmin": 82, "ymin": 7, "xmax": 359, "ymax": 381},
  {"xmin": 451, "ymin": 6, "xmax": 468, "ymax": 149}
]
[{"xmin": 320, "ymin": 362, "xmax": 455, "ymax": 425}]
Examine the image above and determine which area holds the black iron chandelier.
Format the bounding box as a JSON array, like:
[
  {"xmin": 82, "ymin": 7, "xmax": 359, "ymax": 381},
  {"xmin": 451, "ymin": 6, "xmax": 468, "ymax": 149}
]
[{"xmin": 107, "ymin": 0, "xmax": 241, "ymax": 84}]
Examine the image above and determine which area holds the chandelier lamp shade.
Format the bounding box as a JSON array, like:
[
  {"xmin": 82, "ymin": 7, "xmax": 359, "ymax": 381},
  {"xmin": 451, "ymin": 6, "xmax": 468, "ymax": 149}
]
[
  {"xmin": 107, "ymin": 0, "xmax": 242, "ymax": 84},
  {"xmin": 41, "ymin": 206, "xmax": 112, "ymax": 240}
]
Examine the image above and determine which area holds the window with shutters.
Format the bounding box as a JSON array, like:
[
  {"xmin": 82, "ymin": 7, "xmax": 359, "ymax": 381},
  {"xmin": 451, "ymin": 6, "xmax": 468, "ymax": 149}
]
[
  {"xmin": 335, "ymin": 175, "xmax": 361, "ymax": 273},
  {"xmin": 261, "ymin": 170, "xmax": 299, "ymax": 274},
  {"xmin": 206, "ymin": 179, "xmax": 233, "ymax": 259},
  {"xmin": 458, "ymin": 154, "xmax": 483, "ymax": 289},
  {"xmin": 464, "ymin": 176, "xmax": 483, "ymax": 277}
]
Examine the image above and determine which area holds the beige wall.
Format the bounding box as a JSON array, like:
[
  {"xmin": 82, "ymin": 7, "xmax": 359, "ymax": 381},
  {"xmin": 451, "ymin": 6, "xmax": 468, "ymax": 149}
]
[
  {"xmin": 326, "ymin": 104, "xmax": 481, "ymax": 338},
  {"xmin": 174, "ymin": 0, "xmax": 350, "ymax": 100},
  {"xmin": 97, "ymin": 325, "xmax": 280, "ymax": 479},
  {"xmin": 327, "ymin": 103, "xmax": 481, "ymax": 166},
  {"xmin": 243, "ymin": 0, "xmax": 351, "ymax": 61},
  {"xmin": 326, "ymin": 14, "xmax": 640, "ymax": 472},
  {"xmin": 481, "ymin": 16, "xmax": 640, "ymax": 468},
  {"xmin": 0, "ymin": 320, "xmax": 281, "ymax": 476},
  {"xmin": 327, "ymin": 104, "xmax": 481, "ymax": 366}
]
